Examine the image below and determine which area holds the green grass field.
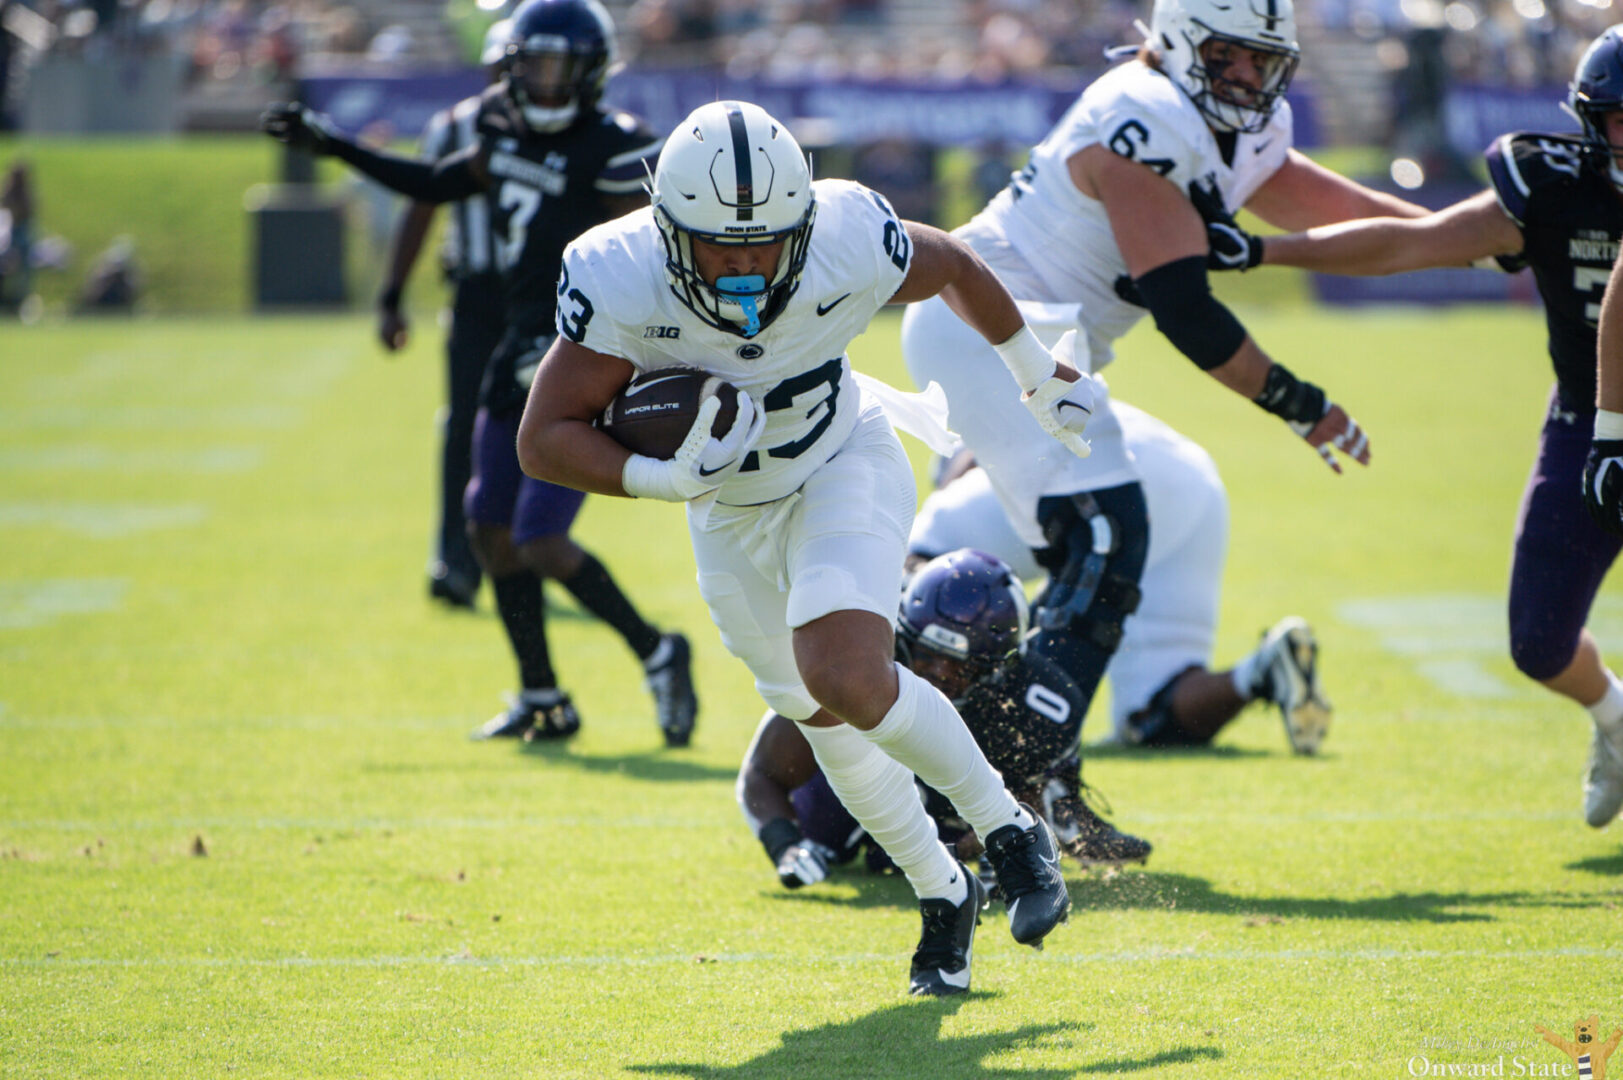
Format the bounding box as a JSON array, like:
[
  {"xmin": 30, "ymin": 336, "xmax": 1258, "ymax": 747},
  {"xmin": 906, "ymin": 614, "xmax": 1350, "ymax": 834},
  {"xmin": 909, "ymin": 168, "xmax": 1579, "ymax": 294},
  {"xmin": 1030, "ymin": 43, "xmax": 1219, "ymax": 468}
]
[{"xmin": 3, "ymin": 306, "xmax": 1621, "ymax": 1079}]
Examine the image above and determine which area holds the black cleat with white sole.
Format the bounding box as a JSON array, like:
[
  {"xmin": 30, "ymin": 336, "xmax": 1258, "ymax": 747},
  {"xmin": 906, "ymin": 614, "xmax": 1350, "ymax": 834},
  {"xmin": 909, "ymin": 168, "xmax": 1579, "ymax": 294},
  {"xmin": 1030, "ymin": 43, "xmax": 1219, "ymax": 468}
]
[
  {"xmin": 470, "ymin": 693, "xmax": 581, "ymax": 741},
  {"xmin": 982, "ymin": 805, "xmax": 1070, "ymax": 948},
  {"xmin": 645, "ymin": 633, "xmax": 697, "ymax": 747},
  {"xmin": 909, "ymin": 863, "xmax": 989, "ymax": 997}
]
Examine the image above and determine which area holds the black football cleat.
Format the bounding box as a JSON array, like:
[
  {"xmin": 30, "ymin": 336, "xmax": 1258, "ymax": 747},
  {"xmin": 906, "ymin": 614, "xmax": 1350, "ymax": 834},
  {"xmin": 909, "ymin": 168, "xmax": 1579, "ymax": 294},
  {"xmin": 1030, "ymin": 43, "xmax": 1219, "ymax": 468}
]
[
  {"xmin": 645, "ymin": 632, "xmax": 697, "ymax": 747},
  {"xmin": 1059, "ymin": 799, "xmax": 1152, "ymax": 866},
  {"xmin": 982, "ymin": 805, "xmax": 1070, "ymax": 949},
  {"xmin": 470, "ymin": 693, "xmax": 580, "ymax": 741},
  {"xmin": 428, "ymin": 563, "xmax": 479, "ymax": 609},
  {"xmin": 1045, "ymin": 784, "xmax": 1152, "ymax": 866},
  {"xmin": 909, "ymin": 863, "xmax": 989, "ymax": 997}
]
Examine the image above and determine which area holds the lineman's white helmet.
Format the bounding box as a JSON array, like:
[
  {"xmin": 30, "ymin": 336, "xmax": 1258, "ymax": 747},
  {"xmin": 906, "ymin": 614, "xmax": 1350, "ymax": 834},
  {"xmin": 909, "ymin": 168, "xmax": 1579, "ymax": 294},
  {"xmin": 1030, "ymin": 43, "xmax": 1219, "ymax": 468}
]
[
  {"xmin": 1149, "ymin": 0, "xmax": 1299, "ymax": 134},
  {"xmin": 648, "ymin": 100, "xmax": 816, "ymax": 339}
]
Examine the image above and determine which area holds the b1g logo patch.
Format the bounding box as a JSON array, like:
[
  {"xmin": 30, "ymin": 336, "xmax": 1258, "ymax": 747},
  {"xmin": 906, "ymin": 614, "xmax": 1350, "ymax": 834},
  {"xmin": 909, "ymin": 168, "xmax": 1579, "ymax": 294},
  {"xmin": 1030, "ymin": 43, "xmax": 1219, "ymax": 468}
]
[
  {"xmin": 737, "ymin": 343, "xmax": 765, "ymax": 360},
  {"xmin": 643, "ymin": 325, "xmax": 681, "ymax": 339}
]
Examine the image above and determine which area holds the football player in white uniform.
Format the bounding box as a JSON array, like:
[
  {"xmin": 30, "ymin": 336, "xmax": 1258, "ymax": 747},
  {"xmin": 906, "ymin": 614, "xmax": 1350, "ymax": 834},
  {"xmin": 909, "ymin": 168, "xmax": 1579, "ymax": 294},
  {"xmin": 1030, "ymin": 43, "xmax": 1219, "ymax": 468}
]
[
  {"xmin": 909, "ymin": 401, "xmax": 1330, "ymax": 753},
  {"xmin": 517, "ymin": 101, "xmax": 1097, "ymax": 997},
  {"xmin": 900, "ymin": 0, "xmax": 1419, "ymax": 747}
]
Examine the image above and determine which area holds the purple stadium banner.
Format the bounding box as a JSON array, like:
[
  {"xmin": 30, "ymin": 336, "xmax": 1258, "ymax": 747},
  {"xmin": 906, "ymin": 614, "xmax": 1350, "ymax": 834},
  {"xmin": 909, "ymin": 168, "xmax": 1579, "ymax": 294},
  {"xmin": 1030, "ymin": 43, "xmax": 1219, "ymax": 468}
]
[
  {"xmin": 1445, "ymin": 82, "xmax": 1572, "ymax": 158},
  {"xmin": 300, "ymin": 67, "xmax": 1323, "ymax": 149}
]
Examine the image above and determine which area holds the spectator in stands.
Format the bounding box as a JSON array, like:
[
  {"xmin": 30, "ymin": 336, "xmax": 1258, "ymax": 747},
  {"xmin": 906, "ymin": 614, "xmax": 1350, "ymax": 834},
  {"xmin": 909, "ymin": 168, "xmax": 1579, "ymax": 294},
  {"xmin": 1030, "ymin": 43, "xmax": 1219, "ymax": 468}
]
[{"xmin": 0, "ymin": 159, "xmax": 35, "ymax": 310}]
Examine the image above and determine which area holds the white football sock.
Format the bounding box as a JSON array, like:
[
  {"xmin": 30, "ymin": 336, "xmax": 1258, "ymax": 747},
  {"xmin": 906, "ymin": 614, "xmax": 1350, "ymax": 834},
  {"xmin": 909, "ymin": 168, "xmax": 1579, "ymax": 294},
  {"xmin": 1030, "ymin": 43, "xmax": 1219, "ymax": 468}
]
[
  {"xmin": 795, "ymin": 719, "xmax": 965, "ymax": 904},
  {"xmin": 861, "ymin": 662, "xmax": 1031, "ymax": 840},
  {"xmin": 1230, "ymin": 646, "xmax": 1268, "ymax": 701},
  {"xmin": 1586, "ymin": 672, "xmax": 1623, "ymax": 737}
]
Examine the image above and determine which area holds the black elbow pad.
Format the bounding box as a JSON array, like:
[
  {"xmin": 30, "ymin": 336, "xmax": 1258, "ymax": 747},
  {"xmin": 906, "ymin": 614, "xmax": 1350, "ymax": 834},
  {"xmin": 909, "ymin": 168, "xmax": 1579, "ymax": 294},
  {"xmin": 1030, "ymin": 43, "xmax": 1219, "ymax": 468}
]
[{"xmin": 1133, "ymin": 256, "xmax": 1248, "ymax": 371}]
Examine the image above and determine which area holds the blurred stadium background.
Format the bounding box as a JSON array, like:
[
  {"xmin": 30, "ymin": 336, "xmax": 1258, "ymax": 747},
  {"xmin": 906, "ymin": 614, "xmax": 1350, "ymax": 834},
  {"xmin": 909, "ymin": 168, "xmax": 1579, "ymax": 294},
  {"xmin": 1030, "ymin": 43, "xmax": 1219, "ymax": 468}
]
[{"xmin": 0, "ymin": 0, "xmax": 1614, "ymax": 317}]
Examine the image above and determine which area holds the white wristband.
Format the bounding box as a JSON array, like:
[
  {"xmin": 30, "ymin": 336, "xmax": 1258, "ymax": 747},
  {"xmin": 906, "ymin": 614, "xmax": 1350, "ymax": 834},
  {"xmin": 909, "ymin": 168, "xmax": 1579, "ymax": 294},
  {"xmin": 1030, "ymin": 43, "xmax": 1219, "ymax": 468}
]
[
  {"xmin": 1596, "ymin": 409, "xmax": 1623, "ymax": 441},
  {"xmin": 621, "ymin": 452, "xmax": 675, "ymax": 501},
  {"xmin": 993, "ymin": 325, "xmax": 1056, "ymax": 394}
]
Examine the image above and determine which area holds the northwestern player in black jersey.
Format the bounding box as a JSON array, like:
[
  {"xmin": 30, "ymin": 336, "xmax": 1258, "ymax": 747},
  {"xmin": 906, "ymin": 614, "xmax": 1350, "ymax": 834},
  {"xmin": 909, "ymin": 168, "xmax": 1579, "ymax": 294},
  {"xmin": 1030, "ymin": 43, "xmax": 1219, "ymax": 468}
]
[
  {"xmin": 1202, "ymin": 26, "xmax": 1623, "ymax": 830},
  {"xmin": 261, "ymin": 0, "xmax": 699, "ymax": 747},
  {"xmin": 737, "ymin": 550, "xmax": 1151, "ymax": 914},
  {"xmin": 376, "ymin": 19, "xmax": 511, "ymax": 610}
]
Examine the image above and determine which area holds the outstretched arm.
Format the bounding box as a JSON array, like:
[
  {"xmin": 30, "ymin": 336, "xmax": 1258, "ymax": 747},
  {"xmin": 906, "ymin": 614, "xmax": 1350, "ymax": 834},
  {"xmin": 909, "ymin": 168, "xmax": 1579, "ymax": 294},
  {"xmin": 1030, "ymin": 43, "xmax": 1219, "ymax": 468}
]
[
  {"xmin": 261, "ymin": 103, "xmax": 487, "ymax": 203},
  {"xmin": 1076, "ymin": 143, "xmax": 1369, "ymax": 472},
  {"xmin": 1260, "ymin": 190, "xmax": 1523, "ymax": 275},
  {"xmin": 1245, "ymin": 148, "xmax": 1428, "ymax": 230}
]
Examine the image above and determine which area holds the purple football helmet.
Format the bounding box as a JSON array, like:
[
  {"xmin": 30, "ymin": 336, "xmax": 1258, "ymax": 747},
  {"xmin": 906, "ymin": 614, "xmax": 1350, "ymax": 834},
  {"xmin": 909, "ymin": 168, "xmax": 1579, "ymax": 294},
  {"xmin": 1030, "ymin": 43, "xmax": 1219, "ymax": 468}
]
[
  {"xmin": 897, "ymin": 549, "xmax": 1029, "ymax": 677},
  {"xmin": 504, "ymin": 0, "xmax": 617, "ymax": 134},
  {"xmin": 1570, "ymin": 26, "xmax": 1623, "ymax": 189}
]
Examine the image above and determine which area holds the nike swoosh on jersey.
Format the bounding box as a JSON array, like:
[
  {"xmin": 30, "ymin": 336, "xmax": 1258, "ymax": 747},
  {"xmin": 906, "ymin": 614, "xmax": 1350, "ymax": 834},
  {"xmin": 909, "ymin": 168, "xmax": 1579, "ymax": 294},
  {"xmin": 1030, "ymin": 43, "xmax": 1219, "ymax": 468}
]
[
  {"xmin": 622, "ymin": 374, "xmax": 687, "ymax": 397},
  {"xmin": 1254, "ymin": 139, "xmax": 1274, "ymax": 154},
  {"xmin": 816, "ymin": 293, "xmax": 852, "ymax": 316}
]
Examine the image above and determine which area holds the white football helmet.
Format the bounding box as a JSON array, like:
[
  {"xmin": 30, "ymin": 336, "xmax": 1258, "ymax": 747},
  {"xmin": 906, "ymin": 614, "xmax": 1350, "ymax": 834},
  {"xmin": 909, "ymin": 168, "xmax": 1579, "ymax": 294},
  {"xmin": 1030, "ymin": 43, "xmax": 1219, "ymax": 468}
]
[
  {"xmin": 1149, "ymin": 0, "xmax": 1299, "ymax": 135},
  {"xmin": 648, "ymin": 101, "xmax": 816, "ymax": 339}
]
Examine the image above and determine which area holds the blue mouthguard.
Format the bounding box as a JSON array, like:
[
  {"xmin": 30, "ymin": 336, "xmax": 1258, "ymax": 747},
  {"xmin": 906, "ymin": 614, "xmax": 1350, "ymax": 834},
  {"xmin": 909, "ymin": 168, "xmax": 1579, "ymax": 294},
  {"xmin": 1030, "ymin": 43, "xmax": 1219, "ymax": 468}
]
[{"xmin": 715, "ymin": 274, "xmax": 766, "ymax": 337}]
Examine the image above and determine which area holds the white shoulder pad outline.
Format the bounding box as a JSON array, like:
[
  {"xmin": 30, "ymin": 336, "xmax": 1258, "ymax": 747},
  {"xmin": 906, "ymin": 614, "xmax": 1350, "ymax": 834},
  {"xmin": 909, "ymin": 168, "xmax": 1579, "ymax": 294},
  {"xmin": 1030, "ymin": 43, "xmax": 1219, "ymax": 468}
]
[
  {"xmin": 557, "ymin": 212, "xmax": 663, "ymax": 356},
  {"xmin": 809, "ymin": 178, "xmax": 914, "ymax": 307},
  {"xmin": 1049, "ymin": 63, "xmax": 1204, "ymax": 186}
]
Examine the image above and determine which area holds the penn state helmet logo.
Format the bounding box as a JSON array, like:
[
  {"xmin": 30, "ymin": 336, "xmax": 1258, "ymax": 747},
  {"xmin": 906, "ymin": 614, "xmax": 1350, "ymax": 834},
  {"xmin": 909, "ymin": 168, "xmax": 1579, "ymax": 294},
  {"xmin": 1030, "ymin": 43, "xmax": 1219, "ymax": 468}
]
[{"xmin": 736, "ymin": 343, "xmax": 765, "ymax": 360}]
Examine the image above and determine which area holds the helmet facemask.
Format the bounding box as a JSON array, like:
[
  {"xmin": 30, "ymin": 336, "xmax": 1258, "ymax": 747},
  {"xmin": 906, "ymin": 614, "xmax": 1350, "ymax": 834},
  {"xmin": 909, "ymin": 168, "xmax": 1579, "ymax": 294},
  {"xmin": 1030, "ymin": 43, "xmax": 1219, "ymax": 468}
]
[
  {"xmin": 508, "ymin": 39, "xmax": 607, "ymax": 132},
  {"xmin": 1182, "ymin": 30, "xmax": 1298, "ymax": 134},
  {"xmin": 653, "ymin": 203, "xmax": 815, "ymax": 338},
  {"xmin": 649, "ymin": 101, "xmax": 816, "ymax": 339},
  {"xmin": 1151, "ymin": 0, "xmax": 1299, "ymax": 135}
]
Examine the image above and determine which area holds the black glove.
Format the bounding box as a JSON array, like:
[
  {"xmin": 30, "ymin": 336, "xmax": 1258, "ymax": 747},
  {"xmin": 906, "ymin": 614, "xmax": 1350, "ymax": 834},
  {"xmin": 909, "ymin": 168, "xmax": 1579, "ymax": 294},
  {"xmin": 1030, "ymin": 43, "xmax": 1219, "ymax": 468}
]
[
  {"xmin": 260, "ymin": 102, "xmax": 341, "ymax": 155},
  {"xmin": 1187, "ymin": 178, "xmax": 1264, "ymax": 272},
  {"xmin": 1583, "ymin": 438, "xmax": 1623, "ymax": 535}
]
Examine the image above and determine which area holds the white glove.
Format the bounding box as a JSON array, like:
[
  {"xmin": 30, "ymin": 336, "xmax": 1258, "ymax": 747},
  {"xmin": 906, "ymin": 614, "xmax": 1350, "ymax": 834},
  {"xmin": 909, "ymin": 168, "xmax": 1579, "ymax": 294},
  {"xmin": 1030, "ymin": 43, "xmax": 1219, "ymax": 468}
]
[
  {"xmin": 1024, "ymin": 331, "xmax": 1094, "ymax": 458},
  {"xmin": 776, "ymin": 840, "xmax": 836, "ymax": 889},
  {"xmin": 621, "ymin": 388, "xmax": 764, "ymax": 502}
]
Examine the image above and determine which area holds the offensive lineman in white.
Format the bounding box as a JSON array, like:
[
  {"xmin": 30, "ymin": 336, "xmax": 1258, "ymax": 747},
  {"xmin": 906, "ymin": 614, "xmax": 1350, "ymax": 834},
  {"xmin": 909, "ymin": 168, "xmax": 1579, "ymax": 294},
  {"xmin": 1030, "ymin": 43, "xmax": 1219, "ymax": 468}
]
[
  {"xmin": 518, "ymin": 101, "xmax": 1096, "ymax": 997},
  {"xmin": 900, "ymin": 0, "xmax": 1423, "ymax": 750},
  {"xmin": 910, "ymin": 402, "xmax": 1331, "ymax": 752}
]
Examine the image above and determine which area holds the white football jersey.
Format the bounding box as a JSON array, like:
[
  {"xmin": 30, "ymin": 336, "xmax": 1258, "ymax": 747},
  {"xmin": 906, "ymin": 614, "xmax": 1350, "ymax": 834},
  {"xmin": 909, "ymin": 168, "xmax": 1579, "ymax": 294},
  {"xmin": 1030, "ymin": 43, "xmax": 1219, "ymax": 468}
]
[
  {"xmin": 558, "ymin": 179, "xmax": 912, "ymax": 506},
  {"xmin": 957, "ymin": 59, "xmax": 1291, "ymax": 369}
]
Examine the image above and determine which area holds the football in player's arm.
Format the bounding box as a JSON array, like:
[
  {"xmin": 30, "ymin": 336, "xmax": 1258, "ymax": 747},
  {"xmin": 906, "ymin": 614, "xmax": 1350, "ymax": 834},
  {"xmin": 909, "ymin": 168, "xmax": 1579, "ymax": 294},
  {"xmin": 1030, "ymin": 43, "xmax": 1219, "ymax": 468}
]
[{"xmin": 1205, "ymin": 25, "xmax": 1623, "ymax": 830}]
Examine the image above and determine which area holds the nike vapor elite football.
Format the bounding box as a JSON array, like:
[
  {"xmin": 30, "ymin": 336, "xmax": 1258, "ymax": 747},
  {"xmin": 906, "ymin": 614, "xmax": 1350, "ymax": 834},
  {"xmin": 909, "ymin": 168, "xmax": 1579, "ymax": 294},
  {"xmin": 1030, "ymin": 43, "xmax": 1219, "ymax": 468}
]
[{"xmin": 599, "ymin": 368, "xmax": 741, "ymax": 460}]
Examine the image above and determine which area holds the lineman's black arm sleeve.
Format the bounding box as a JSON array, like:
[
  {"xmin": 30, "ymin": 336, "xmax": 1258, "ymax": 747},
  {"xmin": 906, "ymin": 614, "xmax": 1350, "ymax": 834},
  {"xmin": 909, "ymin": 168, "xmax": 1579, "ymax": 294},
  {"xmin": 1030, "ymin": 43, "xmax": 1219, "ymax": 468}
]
[{"xmin": 1132, "ymin": 255, "xmax": 1248, "ymax": 371}]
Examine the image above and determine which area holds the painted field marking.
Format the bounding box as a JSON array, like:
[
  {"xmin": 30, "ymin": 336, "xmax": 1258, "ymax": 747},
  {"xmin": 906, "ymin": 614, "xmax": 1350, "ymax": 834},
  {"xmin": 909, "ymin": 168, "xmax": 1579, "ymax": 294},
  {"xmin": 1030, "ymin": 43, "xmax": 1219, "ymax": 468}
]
[
  {"xmin": 1338, "ymin": 594, "xmax": 1623, "ymax": 699},
  {"xmin": 0, "ymin": 579, "xmax": 128, "ymax": 629},
  {"xmin": 0, "ymin": 446, "xmax": 262, "ymax": 473},
  {"xmin": 0, "ymin": 503, "xmax": 207, "ymax": 537}
]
